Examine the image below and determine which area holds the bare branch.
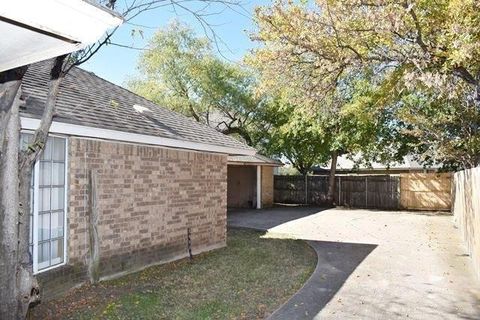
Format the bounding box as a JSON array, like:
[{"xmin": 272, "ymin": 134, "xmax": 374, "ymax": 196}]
[{"xmin": 72, "ymin": 0, "xmax": 245, "ymax": 65}]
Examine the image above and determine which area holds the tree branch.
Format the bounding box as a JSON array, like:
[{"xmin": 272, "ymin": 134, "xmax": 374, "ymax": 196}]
[{"xmin": 19, "ymin": 55, "xmax": 68, "ymax": 170}]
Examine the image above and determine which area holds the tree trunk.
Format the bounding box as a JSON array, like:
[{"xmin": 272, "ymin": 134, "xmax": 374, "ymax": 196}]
[
  {"xmin": 1, "ymin": 56, "xmax": 67, "ymax": 320},
  {"xmin": 0, "ymin": 86, "xmax": 22, "ymax": 319},
  {"xmin": 475, "ymin": 82, "xmax": 480, "ymax": 111},
  {"xmin": 220, "ymin": 126, "xmax": 253, "ymax": 146},
  {"xmin": 0, "ymin": 67, "xmax": 28, "ymax": 152},
  {"xmin": 0, "ymin": 65, "xmax": 35, "ymax": 319},
  {"xmin": 0, "ymin": 84, "xmax": 38, "ymax": 319},
  {"xmin": 188, "ymin": 102, "xmax": 200, "ymax": 122},
  {"xmin": 326, "ymin": 150, "xmax": 338, "ymax": 206},
  {"xmin": 18, "ymin": 160, "xmax": 39, "ymax": 317}
]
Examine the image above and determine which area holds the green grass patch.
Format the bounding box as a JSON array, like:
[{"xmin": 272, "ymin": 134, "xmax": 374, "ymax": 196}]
[{"xmin": 33, "ymin": 229, "xmax": 316, "ymax": 319}]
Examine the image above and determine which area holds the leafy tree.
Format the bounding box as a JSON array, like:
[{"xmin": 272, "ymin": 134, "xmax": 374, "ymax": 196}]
[
  {"xmin": 397, "ymin": 87, "xmax": 480, "ymax": 169},
  {"xmin": 256, "ymin": 98, "xmax": 331, "ymax": 175},
  {"xmin": 247, "ymin": 51, "xmax": 404, "ymax": 203},
  {"xmin": 255, "ymin": 96, "xmax": 358, "ymax": 203},
  {"xmin": 251, "ymin": 0, "xmax": 480, "ymax": 169},
  {"xmin": 128, "ymin": 22, "xmax": 261, "ymax": 145}
]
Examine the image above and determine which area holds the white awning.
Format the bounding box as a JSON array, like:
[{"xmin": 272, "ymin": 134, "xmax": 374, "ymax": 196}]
[{"xmin": 0, "ymin": 0, "xmax": 123, "ymax": 72}]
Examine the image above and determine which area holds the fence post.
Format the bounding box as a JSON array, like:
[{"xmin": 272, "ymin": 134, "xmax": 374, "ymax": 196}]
[
  {"xmin": 305, "ymin": 174, "xmax": 308, "ymax": 205},
  {"xmin": 338, "ymin": 176, "xmax": 341, "ymax": 206},
  {"xmin": 365, "ymin": 176, "xmax": 368, "ymax": 207}
]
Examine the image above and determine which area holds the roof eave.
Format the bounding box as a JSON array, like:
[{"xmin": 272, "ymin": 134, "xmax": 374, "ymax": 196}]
[
  {"xmin": 0, "ymin": 0, "xmax": 123, "ymax": 71},
  {"xmin": 21, "ymin": 117, "xmax": 256, "ymax": 156},
  {"xmin": 227, "ymin": 161, "xmax": 283, "ymax": 167}
]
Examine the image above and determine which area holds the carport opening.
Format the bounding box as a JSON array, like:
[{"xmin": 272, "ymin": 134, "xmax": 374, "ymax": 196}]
[{"xmin": 227, "ymin": 165, "xmax": 259, "ymax": 209}]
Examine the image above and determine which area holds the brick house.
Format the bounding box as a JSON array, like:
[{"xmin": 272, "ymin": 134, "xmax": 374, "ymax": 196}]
[{"xmin": 19, "ymin": 61, "xmax": 279, "ymax": 298}]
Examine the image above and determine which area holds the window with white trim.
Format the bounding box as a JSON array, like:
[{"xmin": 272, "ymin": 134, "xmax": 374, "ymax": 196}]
[{"xmin": 21, "ymin": 134, "xmax": 68, "ymax": 273}]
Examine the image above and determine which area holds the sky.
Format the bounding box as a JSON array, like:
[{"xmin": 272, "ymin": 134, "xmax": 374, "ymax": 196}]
[{"xmin": 82, "ymin": 0, "xmax": 269, "ymax": 86}]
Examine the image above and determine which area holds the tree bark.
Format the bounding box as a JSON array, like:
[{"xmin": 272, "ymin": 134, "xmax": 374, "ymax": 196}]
[
  {"xmin": 17, "ymin": 159, "xmax": 39, "ymax": 318},
  {"xmin": 19, "ymin": 55, "xmax": 67, "ymax": 172},
  {"xmin": 0, "ymin": 86, "xmax": 22, "ymax": 319},
  {"xmin": 0, "ymin": 55, "xmax": 67, "ymax": 320},
  {"xmin": 188, "ymin": 102, "xmax": 200, "ymax": 122},
  {"xmin": 475, "ymin": 83, "xmax": 480, "ymax": 111},
  {"xmin": 220, "ymin": 126, "xmax": 253, "ymax": 146},
  {"xmin": 0, "ymin": 67, "xmax": 28, "ymax": 157},
  {"xmin": 326, "ymin": 150, "xmax": 338, "ymax": 206}
]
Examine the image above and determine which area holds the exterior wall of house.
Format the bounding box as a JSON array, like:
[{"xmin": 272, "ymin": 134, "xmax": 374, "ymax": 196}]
[
  {"xmin": 38, "ymin": 137, "xmax": 228, "ymax": 298},
  {"xmin": 261, "ymin": 166, "xmax": 274, "ymax": 208},
  {"xmin": 453, "ymin": 167, "xmax": 480, "ymax": 279},
  {"xmin": 227, "ymin": 165, "xmax": 256, "ymax": 208}
]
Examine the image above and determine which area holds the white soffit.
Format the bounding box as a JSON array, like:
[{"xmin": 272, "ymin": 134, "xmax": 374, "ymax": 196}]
[
  {"xmin": 0, "ymin": 0, "xmax": 123, "ymax": 72},
  {"xmin": 21, "ymin": 117, "xmax": 257, "ymax": 156}
]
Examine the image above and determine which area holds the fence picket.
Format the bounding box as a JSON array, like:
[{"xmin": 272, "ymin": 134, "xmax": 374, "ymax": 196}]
[{"xmin": 274, "ymin": 175, "xmax": 400, "ymax": 209}]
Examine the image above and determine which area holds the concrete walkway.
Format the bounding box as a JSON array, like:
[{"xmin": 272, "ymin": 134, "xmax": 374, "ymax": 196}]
[{"xmin": 228, "ymin": 207, "xmax": 480, "ymax": 320}]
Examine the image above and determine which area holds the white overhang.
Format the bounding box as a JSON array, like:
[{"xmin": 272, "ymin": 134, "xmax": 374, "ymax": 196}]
[
  {"xmin": 227, "ymin": 155, "xmax": 283, "ymax": 167},
  {"xmin": 21, "ymin": 117, "xmax": 257, "ymax": 156},
  {"xmin": 0, "ymin": 0, "xmax": 123, "ymax": 72}
]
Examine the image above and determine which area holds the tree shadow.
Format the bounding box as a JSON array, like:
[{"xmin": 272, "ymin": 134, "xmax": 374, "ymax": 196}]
[
  {"xmin": 318, "ymin": 274, "xmax": 480, "ymax": 320},
  {"xmin": 268, "ymin": 240, "xmax": 377, "ymax": 320},
  {"xmin": 228, "ymin": 205, "xmax": 328, "ymax": 231},
  {"xmin": 228, "ymin": 207, "xmax": 378, "ymax": 319}
]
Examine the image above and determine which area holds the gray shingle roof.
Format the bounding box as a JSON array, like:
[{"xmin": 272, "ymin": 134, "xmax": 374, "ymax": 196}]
[
  {"xmin": 20, "ymin": 61, "xmax": 255, "ymax": 154},
  {"xmin": 228, "ymin": 154, "xmax": 283, "ymax": 166}
]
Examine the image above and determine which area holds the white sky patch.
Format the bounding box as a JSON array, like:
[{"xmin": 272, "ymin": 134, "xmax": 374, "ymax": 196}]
[{"xmin": 133, "ymin": 104, "xmax": 150, "ymax": 113}]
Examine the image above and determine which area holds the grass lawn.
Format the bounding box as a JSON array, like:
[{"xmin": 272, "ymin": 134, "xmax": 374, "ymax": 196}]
[{"xmin": 32, "ymin": 228, "xmax": 316, "ymax": 320}]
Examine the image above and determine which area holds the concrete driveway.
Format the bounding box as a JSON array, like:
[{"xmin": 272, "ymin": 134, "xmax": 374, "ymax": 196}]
[{"xmin": 228, "ymin": 206, "xmax": 480, "ymax": 320}]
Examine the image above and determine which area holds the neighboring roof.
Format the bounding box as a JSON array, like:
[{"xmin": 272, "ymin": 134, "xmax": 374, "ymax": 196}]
[
  {"xmin": 316, "ymin": 154, "xmax": 440, "ymax": 171},
  {"xmin": 0, "ymin": 0, "xmax": 122, "ymax": 71},
  {"xmin": 228, "ymin": 154, "xmax": 283, "ymax": 166},
  {"xmin": 20, "ymin": 61, "xmax": 256, "ymax": 155}
]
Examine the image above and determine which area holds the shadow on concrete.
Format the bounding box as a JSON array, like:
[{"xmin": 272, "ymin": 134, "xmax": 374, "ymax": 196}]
[
  {"xmin": 228, "ymin": 206, "xmax": 480, "ymax": 320},
  {"xmin": 228, "ymin": 207, "xmax": 378, "ymax": 319},
  {"xmin": 228, "ymin": 205, "xmax": 328, "ymax": 231},
  {"xmin": 268, "ymin": 240, "xmax": 377, "ymax": 320}
]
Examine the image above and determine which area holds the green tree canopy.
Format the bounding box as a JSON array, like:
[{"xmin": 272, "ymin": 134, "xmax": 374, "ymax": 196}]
[
  {"xmin": 251, "ymin": 0, "xmax": 480, "ymax": 169},
  {"xmin": 255, "ymin": 96, "xmax": 331, "ymax": 175},
  {"xmin": 128, "ymin": 21, "xmax": 262, "ymax": 145}
]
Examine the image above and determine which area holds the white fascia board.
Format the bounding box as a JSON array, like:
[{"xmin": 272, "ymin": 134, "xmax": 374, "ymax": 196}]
[
  {"xmin": 1, "ymin": 0, "xmax": 123, "ymax": 44},
  {"xmin": 21, "ymin": 117, "xmax": 256, "ymax": 156},
  {"xmin": 227, "ymin": 161, "xmax": 282, "ymax": 167}
]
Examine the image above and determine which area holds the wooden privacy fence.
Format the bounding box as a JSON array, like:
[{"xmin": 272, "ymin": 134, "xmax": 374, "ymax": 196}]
[
  {"xmin": 274, "ymin": 175, "xmax": 400, "ymax": 209},
  {"xmin": 274, "ymin": 173, "xmax": 452, "ymax": 211},
  {"xmin": 400, "ymin": 173, "xmax": 452, "ymax": 210}
]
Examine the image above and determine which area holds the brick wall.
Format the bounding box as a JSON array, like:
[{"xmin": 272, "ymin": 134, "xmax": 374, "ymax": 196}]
[
  {"xmin": 39, "ymin": 137, "xmax": 227, "ymax": 298},
  {"xmin": 261, "ymin": 166, "xmax": 274, "ymax": 207}
]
